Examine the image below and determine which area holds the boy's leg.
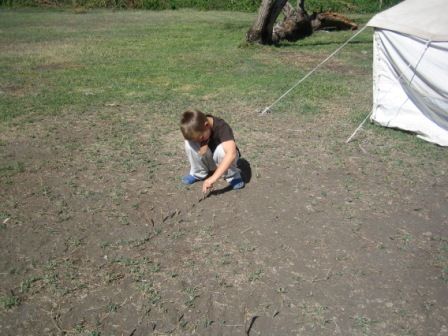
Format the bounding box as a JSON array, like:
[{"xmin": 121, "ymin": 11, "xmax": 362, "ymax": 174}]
[
  {"xmin": 213, "ymin": 144, "xmax": 243, "ymax": 185},
  {"xmin": 184, "ymin": 140, "xmax": 217, "ymax": 180}
]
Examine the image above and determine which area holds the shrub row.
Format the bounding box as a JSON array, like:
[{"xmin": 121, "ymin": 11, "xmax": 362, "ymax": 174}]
[{"xmin": 0, "ymin": 0, "xmax": 402, "ymax": 13}]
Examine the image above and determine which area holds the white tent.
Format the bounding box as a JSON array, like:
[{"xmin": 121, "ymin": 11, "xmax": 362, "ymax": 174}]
[{"xmin": 367, "ymin": 0, "xmax": 448, "ymax": 146}]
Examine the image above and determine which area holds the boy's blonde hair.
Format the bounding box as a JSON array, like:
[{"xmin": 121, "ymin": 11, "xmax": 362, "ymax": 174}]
[{"xmin": 180, "ymin": 109, "xmax": 208, "ymax": 140}]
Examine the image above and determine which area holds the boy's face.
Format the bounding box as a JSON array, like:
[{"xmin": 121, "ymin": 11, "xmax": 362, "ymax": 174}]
[{"xmin": 193, "ymin": 122, "xmax": 211, "ymax": 144}]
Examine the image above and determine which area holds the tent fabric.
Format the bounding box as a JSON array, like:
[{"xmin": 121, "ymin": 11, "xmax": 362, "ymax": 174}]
[
  {"xmin": 367, "ymin": 0, "xmax": 448, "ymax": 42},
  {"xmin": 367, "ymin": 0, "xmax": 448, "ymax": 146}
]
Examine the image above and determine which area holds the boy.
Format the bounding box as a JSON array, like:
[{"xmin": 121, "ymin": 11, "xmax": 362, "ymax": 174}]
[{"xmin": 180, "ymin": 109, "xmax": 244, "ymax": 192}]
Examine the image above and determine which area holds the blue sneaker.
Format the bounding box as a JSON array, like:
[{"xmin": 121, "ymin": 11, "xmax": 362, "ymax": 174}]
[
  {"xmin": 229, "ymin": 178, "xmax": 245, "ymax": 190},
  {"xmin": 182, "ymin": 174, "xmax": 201, "ymax": 185}
]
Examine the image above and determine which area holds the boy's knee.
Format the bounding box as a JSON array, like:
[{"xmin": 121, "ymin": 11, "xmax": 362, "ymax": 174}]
[
  {"xmin": 212, "ymin": 144, "xmax": 225, "ymax": 163},
  {"xmin": 213, "ymin": 144, "xmax": 239, "ymax": 163}
]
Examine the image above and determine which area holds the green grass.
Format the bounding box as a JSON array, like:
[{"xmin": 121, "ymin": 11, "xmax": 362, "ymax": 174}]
[
  {"xmin": 0, "ymin": 8, "xmax": 375, "ymax": 125},
  {"xmin": 0, "ymin": 293, "xmax": 20, "ymax": 309}
]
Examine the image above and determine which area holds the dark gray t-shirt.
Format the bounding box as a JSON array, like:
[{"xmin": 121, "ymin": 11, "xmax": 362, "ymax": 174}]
[{"xmin": 206, "ymin": 115, "xmax": 235, "ymax": 153}]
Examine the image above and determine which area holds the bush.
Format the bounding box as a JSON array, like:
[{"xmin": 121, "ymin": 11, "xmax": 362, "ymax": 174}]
[{"xmin": 0, "ymin": 0, "xmax": 402, "ymax": 13}]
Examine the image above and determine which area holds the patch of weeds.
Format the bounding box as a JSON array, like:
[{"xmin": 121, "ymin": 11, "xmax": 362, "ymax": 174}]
[
  {"xmin": 0, "ymin": 161, "xmax": 25, "ymax": 177},
  {"xmin": 8, "ymin": 267, "xmax": 19, "ymax": 275},
  {"xmin": 20, "ymin": 276, "xmax": 42, "ymax": 294},
  {"xmin": 390, "ymin": 229, "xmax": 413, "ymax": 250},
  {"xmin": 221, "ymin": 252, "xmax": 232, "ymax": 265},
  {"xmin": 112, "ymin": 234, "xmax": 155, "ymax": 248},
  {"xmin": 298, "ymin": 302, "xmax": 331, "ymax": 328},
  {"xmin": 399, "ymin": 328, "xmax": 417, "ymax": 336},
  {"xmin": 100, "ymin": 241, "xmax": 111, "ymax": 249},
  {"xmin": 107, "ymin": 302, "xmax": 119, "ymax": 313},
  {"xmin": 65, "ymin": 237, "xmax": 83, "ymax": 250},
  {"xmin": 203, "ymin": 318, "xmax": 214, "ymax": 328},
  {"xmin": 74, "ymin": 320, "xmax": 86, "ymax": 333},
  {"xmin": 148, "ymin": 262, "xmax": 161, "ymax": 273},
  {"xmin": 105, "ymin": 272, "xmax": 124, "ymax": 284},
  {"xmin": 1, "ymin": 293, "xmax": 20, "ymax": 309},
  {"xmin": 43, "ymin": 264, "xmax": 59, "ymax": 289},
  {"xmin": 293, "ymin": 274, "xmax": 304, "ymax": 285},
  {"xmin": 171, "ymin": 230, "xmax": 185, "ymax": 240},
  {"xmin": 433, "ymin": 238, "xmax": 448, "ymax": 283},
  {"xmin": 121, "ymin": 157, "xmax": 138, "ymax": 173},
  {"xmin": 248, "ymin": 269, "xmax": 263, "ymax": 282},
  {"xmin": 130, "ymin": 264, "xmax": 146, "ymax": 281},
  {"xmin": 353, "ymin": 268, "xmax": 368, "ymax": 277},
  {"xmin": 41, "ymin": 185, "xmax": 53, "ymax": 199},
  {"xmin": 112, "ymin": 256, "xmax": 141, "ymax": 267},
  {"xmin": 184, "ymin": 287, "xmax": 200, "ymax": 307},
  {"xmin": 118, "ymin": 215, "xmax": 130, "ymax": 226},
  {"xmin": 0, "ymin": 211, "xmax": 10, "ymax": 222},
  {"xmin": 238, "ymin": 244, "xmax": 256, "ymax": 253},
  {"xmin": 353, "ymin": 315, "xmax": 378, "ymax": 335},
  {"xmin": 400, "ymin": 232, "xmax": 413, "ymax": 249},
  {"xmin": 442, "ymin": 266, "xmax": 448, "ymax": 283},
  {"xmin": 336, "ymin": 254, "xmax": 348, "ymax": 261},
  {"xmin": 216, "ymin": 274, "xmax": 233, "ymax": 288},
  {"xmin": 57, "ymin": 200, "xmax": 72, "ymax": 222},
  {"xmin": 139, "ymin": 282, "xmax": 161, "ymax": 305},
  {"xmin": 396, "ymin": 308, "xmax": 409, "ymax": 318},
  {"xmin": 110, "ymin": 189, "xmax": 125, "ymax": 204}
]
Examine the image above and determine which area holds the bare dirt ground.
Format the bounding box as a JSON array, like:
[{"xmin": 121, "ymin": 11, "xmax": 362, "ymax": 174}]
[{"xmin": 1, "ymin": 100, "xmax": 447, "ymax": 335}]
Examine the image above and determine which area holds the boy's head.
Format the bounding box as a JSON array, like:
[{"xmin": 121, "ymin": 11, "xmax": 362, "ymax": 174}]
[{"xmin": 180, "ymin": 109, "xmax": 211, "ymax": 142}]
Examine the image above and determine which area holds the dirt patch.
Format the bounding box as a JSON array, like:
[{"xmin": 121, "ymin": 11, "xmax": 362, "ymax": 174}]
[
  {"xmin": 0, "ymin": 84, "xmax": 28, "ymax": 97},
  {"xmin": 0, "ymin": 100, "xmax": 447, "ymax": 335}
]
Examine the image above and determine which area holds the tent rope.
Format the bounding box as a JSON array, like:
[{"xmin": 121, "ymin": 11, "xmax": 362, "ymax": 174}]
[{"xmin": 259, "ymin": 24, "xmax": 369, "ymax": 115}]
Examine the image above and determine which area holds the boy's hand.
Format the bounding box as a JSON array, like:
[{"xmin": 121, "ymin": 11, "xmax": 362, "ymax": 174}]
[{"xmin": 202, "ymin": 178, "xmax": 215, "ymax": 193}]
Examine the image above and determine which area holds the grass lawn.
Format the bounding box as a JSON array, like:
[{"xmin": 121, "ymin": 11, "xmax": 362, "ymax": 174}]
[{"xmin": 0, "ymin": 8, "xmax": 373, "ymax": 123}]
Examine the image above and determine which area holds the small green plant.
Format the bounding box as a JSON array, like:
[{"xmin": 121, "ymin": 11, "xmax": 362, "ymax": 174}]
[
  {"xmin": 298, "ymin": 302, "xmax": 330, "ymax": 327},
  {"xmin": 442, "ymin": 266, "xmax": 448, "ymax": 283},
  {"xmin": 353, "ymin": 315, "xmax": 378, "ymax": 334},
  {"xmin": 107, "ymin": 302, "xmax": 119, "ymax": 313},
  {"xmin": 0, "ymin": 161, "xmax": 25, "ymax": 177},
  {"xmin": 20, "ymin": 276, "xmax": 41, "ymax": 293},
  {"xmin": 248, "ymin": 269, "xmax": 263, "ymax": 282},
  {"xmin": 184, "ymin": 287, "xmax": 199, "ymax": 307},
  {"xmin": 74, "ymin": 320, "xmax": 86, "ymax": 333},
  {"xmin": 430, "ymin": 238, "xmax": 448, "ymax": 283},
  {"xmin": 203, "ymin": 318, "xmax": 214, "ymax": 328},
  {"xmin": 139, "ymin": 283, "xmax": 161, "ymax": 305},
  {"xmin": 1, "ymin": 293, "xmax": 20, "ymax": 309}
]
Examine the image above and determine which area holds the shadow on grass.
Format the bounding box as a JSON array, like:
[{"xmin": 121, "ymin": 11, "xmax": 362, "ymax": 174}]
[{"xmin": 279, "ymin": 39, "xmax": 371, "ymax": 48}]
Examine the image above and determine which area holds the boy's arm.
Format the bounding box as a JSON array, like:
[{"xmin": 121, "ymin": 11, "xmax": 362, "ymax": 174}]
[
  {"xmin": 198, "ymin": 141, "xmax": 209, "ymax": 156},
  {"xmin": 202, "ymin": 140, "xmax": 237, "ymax": 192}
]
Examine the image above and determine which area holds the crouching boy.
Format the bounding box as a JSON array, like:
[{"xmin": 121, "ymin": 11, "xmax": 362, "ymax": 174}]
[{"xmin": 180, "ymin": 109, "xmax": 244, "ymax": 192}]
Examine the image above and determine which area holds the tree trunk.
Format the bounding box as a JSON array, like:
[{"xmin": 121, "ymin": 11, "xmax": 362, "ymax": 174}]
[
  {"xmin": 247, "ymin": 0, "xmax": 358, "ymax": 45},
  {"xmin": 246, "ymin": 0, "xmax": 289, "ymax": 45},
  {"xmin": 273, "ymin": 0, "xmax": 312, "ymax": 43}
]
